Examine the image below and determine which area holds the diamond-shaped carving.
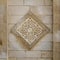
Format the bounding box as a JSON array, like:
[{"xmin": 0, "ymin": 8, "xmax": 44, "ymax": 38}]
[
  {"xmin": 17, "ymin": 17, "xmax": 42, "ymax": 45},
  {"xmin": 12, "ymin": 11, "xmax": 50, "ymax": 49}
]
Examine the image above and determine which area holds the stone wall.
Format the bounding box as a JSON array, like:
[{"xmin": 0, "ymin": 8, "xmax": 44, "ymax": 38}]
[{"xmin": 0, "ymin": 0, "xmax": 60, "ymax": 60}]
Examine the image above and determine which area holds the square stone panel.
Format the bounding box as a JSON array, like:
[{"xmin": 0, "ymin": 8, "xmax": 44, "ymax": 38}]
[{"xmin": 11, "ymin": 11, "xmax": 50, "ymax": 49}]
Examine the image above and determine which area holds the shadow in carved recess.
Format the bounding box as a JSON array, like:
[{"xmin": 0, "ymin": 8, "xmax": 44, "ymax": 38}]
[{"xmin": 0, "ymin": 39, "xmax": 2, "ymax": 45}]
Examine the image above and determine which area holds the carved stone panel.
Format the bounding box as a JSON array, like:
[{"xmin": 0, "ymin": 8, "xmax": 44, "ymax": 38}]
[{"xmin": 12, "ymin": 12, "xmax": 50, "ymax": 49}]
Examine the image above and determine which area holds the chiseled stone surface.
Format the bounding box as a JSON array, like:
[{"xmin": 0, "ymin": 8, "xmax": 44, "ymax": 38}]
[
  {"xmin": 53, "ymin": 0, "xmax": 60, "ymax": 60},
  {"xmin": 8, "ymin": 0, "xmax": 23, "ymax": 5}
]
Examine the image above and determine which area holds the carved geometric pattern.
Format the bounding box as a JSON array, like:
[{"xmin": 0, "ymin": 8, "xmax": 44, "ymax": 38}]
[
  {"xmin": 17, "ymin": 18, "xmax": 43, "ymax": 45},
  {"xmin": 12, "ymin": 11, "xmax": 50, "ymax": 49}
]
